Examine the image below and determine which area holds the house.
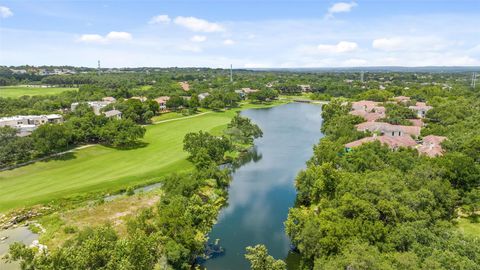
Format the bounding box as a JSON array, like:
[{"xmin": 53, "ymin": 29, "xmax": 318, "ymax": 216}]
[
  {"xmin": 350, "ymin": 109, "xmax": 385, "ymax": 122},
  {"xmin": 0, "ymin": 114, "xmax": 63, "ymax": 136},
  {"xmin": 71, "ymin": 101, "xmax": 112, "ymax": 115},
  {"xmin": 349, "ymin": 101, "xmax": 386, "ymax": 122},
  {"xmin": 345, "ymin": 134, "xmax": 417, "ymax": 151},
  {"xmin": 351, "ymin": 100, "xmax": 380, "ymax": 112},
  {"xmin": 198, "ymin": 92, "xmax": 210, "ymax": 100},
  {"xmin": 179, "ymin": 81, "xmax": 190, "ymax": 91},
  {"xmin": 409, "ymin": 102, "xmax": 432, "ymax": 118},
  {"xmin": 417, "ymin": 135, "xmax": 447, "ymax": 157},
  {"xmin": 235, "ymin": 90, "xmax": 246, "ymax": 99},
  {"xmin": 408, "ymin": 119, "xmax": 424, "ymax": 127},
  {"xmin": 356, "ymin": 121, "xmax": 421, "ymax": 137},
  {"xmin": 102, "ymin": 96, "xmax": 116, "ymax": 103},
  {"xmin": 104, "ymin": 110, "xmax": 122, "ymax": 119},
  {"xmin": 298, "ymin": 84, "xmax": 311, "ymax": 92},
  {"xmin": 154, "ymin": 96, "xmax": 170, "ymax": 110},
  {"xmin": 241, "ymin": 88, "xmax": 259, "ymax": 94}
]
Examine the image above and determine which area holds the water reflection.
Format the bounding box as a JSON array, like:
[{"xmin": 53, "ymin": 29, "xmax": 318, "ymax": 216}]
[
  {"xmin": 203, "ymin": 103, "xmax": 324, "ymax": 270},
  {"xmin": 232, "ymin": 146, "xmax": 263, "ymax": 170}
]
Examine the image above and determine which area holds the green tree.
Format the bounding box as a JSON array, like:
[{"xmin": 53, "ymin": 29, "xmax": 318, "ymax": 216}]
[
  {"xmin": 245, "ymin": 245, "xmax": 286, "ymax": 270},
  {"xmin": 31, "ymin": 123, "xmax": 73, "ymax": 155}
]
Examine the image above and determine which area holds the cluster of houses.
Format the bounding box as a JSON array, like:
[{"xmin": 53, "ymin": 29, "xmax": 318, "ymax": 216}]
[
  {"xmin": 0, "ymin": 114, "xmax": 63, "ymax": 136},
  {"xmin": 344, "ymin": 96, "xmax": 447, "ymax": 157},
  {"xmin": 10, "ymin": 68, "xmax": 77, "ymax": 75},
  {"xmin": 71, "ymin": 97, "xmax": 122, "ymax": 119}
]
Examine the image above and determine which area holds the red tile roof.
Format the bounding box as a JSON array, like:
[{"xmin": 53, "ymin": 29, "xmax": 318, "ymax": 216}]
[
  {"xmin": 356, "ymin": 122, "xmax": 421, "ymax": 137},
  {"xmin": 417, "ymin": 135, "xmax": 447, "ymax": 157},
  {"xmin": 179, "ymin": 82, "xmax": 190, "ymax": 91},
  {"xmin": 345, "ymin": 135, "xmax": 417, "ymax": 149},
  {"xmin": 408, "ymin": 119, "xmax": 424, "ymax": 127}
]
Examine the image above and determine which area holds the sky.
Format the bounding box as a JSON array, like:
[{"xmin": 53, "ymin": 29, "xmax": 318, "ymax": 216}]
[{"xmin": 0, "ymin": 0, "xmax": 479, "ymax": 68}]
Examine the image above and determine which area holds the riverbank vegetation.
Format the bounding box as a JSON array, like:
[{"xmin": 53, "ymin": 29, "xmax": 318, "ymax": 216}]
[{"xmin": 284, "ymin": 89, "xmax": 480, "ymax": 269}]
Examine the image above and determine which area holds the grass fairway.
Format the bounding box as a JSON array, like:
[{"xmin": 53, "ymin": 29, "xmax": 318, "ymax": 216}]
[
  {"xmin": 0, "ymin": 86, "xmax": 77, "ymax": 98},
  {"xmin": 0, "ymin": 110, "xmax": 239, "ymax": 212}
]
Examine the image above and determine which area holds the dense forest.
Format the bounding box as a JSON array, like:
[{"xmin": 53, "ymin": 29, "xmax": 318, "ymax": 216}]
[{"xmin": 285, "ymin": 87, "xmax": 480, "ymax": 269}]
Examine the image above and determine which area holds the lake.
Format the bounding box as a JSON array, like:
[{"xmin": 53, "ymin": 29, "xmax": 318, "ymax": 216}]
[{"xmin": 203, "ymin": 102, "xmax": 324, "ymax": 270}]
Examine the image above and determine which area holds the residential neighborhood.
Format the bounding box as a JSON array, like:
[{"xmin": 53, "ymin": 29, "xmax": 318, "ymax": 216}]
[{"xmin": 345, "ymin": 97, "xmax": 446, "ymax": 157}]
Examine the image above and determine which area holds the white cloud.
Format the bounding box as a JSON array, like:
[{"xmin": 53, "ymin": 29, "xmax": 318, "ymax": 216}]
[
  {"xmin": 149, "ymin": 14, "xmax": 171, "ymax": 24},
  {"xmin": 326, "ymin": 1, "xmax": 357, "ymax": 18},
  {"xmin": 191, "ymin": 35, "xmax": 207, "ymax": 42},
  {"xmin": 223, "ymin": 39, "xmax": 235, "ymax": 45},
  {"xmin": 105, "ymin": 31, "xmax": 132, "ymax": 41},
  {"xmin": 0, "ymin": 6, "xmax": 13, "ymax": 18},
  {"xmin": 174, "ymin": 16, "xmax": 225, "ymax": 32},
  {"xmin": 78, "ymin": 34, "xmax": 104, "ymax": 43},
  {"xmin": 78, "ymin": 31, "xmax": 132, "ymax": 44},
  {"xmin": 317, "ymin": 41, "xmax": 358, "ymax": 53},
  {"xmin": 372, "ymin": 36, "xmax": 447, "ymax": 52},
  {"xmin": 180, "ymin": 44, "xmax": 202, "ymax": 52},
  {"xmin": 372, "ymin": 37, "xmax": 404, "ymax": 51}
]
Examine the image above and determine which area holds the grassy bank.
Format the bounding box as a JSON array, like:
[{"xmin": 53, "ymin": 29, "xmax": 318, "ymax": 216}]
[
  {"xmin": 0, "ymin": 86, "xmax": 77, "ymax": 98},
  {"xmin": 0, "ymin": 101, "xmax": 286, "ymax": 213}
]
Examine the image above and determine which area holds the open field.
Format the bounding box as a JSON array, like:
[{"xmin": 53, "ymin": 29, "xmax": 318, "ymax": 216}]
[
  {"xmin": 457, "ymin": 217, "xmax": 480, "ymax": 238},
  {"xmin": 0, "ymin": 102, "xmax": 285, "ymax": 213},
  {"xmin": 0, "ymin": 86, "xmax": 77, "ymax": 98}
]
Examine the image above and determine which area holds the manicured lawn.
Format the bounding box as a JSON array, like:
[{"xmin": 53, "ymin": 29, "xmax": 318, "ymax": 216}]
[
  {"xmin": 0, "ymin": 86, "xmax": 77, "ymax": 98},
  {"xmin": 0, "ymin": 110, "xmax": 237, "ymax": 212}
]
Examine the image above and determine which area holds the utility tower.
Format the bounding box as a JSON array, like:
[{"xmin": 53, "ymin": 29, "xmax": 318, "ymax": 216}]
[
  {"xmin": 360, "ymin": 71, "xmax": 364, "ymax": 83},
  {"xmin": 472, "ymin": 72, "xmax": 477, "ymax": 88},
  {"xmin": 97, "ymin": 60, "xmax": 101, "ymax": 75},
  {"xmin": 230, "ymin": 64, "xmax": 233, "ymax": 83}
]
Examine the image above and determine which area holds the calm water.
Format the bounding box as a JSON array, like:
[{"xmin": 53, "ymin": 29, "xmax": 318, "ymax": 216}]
[{"xmin": 203, "ymin": 103, "xmax": 324, "ymax": 270}]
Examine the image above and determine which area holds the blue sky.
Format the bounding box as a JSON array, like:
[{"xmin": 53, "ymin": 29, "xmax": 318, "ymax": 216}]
[{"xmin": 1, "ymin": 0, "xmax": 479, "ymax": 68}]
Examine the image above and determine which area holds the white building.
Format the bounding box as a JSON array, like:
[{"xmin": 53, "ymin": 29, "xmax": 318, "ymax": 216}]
[
  {"xmin": 0, "ymin": 114, "xmax": 63, "ymax": 136},
  {"xmin": 71, "ymin": 101, "xmax": 112, "ymax": 115},
  {"xmin": 104, "ymin": 110, "xmax": 122, "ymax": 119}
]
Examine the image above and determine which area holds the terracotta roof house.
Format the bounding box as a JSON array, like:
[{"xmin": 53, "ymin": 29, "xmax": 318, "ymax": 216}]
[
  {"xmin": 350, "ymin": 110, "xmax": 385, "ymax": 122},
  {"xmin": 154, "ymin": 96, "xmax": 170, "ymax": 110},
  {"xmin": 345, "ymin": 134, "xmax": 417, "ymax": 150},
  {"xmin": 408, "ymin": 119, "xmax": 424, "ymax": 127},
  {"xmin": 179, "ymin": 81, "xmax": 190, "ymax": 91},
  {"xmin": 351, "ymin": 100, "xmax": 379, "ymax": 112},
  {"xmin": 356, "ymin": 122, "xmax": 421, "ymax": 137},
  {"xmin": 417, "ymin": 135, "xmax": 447, "ymax": 157},
  {"xmin": 409, "ymin": 102, "xmax": 433, "ymax": 118}
]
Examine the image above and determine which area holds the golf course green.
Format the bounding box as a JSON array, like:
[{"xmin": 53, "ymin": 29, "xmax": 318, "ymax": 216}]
[
  {"xmin": 0, "ymin": 103, "xmax": 285, "ymax": 212},
  {"xmin": 0, "ymin": 110, "xmax": 237, "ymax": 212},
  {"xmin": 0, "ymin": 86, "xmax": 77, "ymax": 98}
]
